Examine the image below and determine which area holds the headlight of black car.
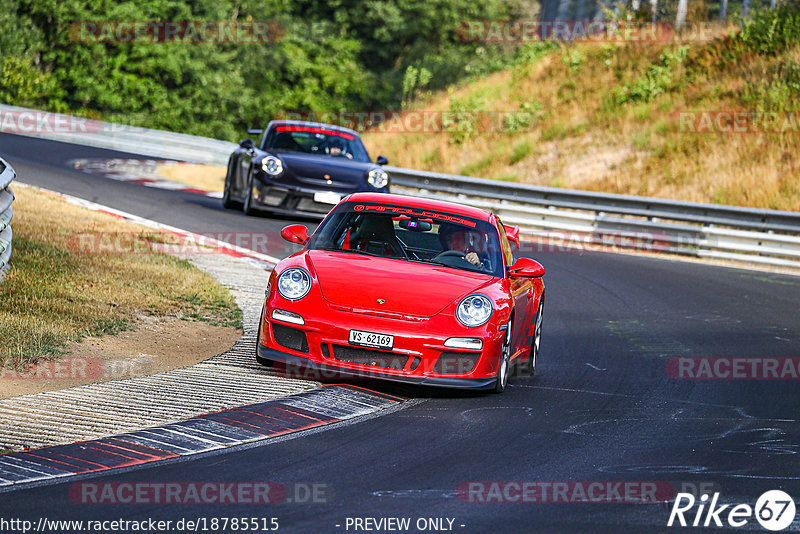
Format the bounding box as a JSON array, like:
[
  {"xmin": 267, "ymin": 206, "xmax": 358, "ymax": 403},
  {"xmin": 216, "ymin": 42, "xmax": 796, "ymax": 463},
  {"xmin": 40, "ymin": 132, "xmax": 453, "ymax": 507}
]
[
  {"xmin": 261, "ymin": 156, "xmax": 284, "ymax": 176},
  {"xmin": 367, "ymin": 168, "xmax": 389, "ymax": 188}
]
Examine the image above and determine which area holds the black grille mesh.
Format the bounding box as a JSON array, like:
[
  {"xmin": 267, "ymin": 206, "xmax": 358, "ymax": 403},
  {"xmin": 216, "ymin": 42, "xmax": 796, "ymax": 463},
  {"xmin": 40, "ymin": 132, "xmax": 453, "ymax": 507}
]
[
  {"xmin": 433, "ymin": 352, "xmax": 480, "ymax": 374},
  {"xmin": 272, "ymin": 323, "xmax": 309, "ymax": 353},
  {"xmin": 332, "ymin": 345, "xmax": 408, "ymax": 370}
]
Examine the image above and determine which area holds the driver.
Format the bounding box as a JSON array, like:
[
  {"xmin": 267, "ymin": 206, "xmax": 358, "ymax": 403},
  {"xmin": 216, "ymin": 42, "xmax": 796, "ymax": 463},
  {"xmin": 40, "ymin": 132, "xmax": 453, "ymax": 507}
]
[
  {"xmin": 328, "ymin": 137, "xmax": 352, "ymax": 159},
  {"xmin": 439, "ymin": 226, "xmax": 483, "ymax": 268}
]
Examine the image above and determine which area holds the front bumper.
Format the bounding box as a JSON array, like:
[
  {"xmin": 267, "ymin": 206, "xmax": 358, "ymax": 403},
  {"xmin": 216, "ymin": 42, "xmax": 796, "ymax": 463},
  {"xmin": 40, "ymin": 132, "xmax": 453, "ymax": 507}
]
[
  {"xmin": 258, "ymin": 302, "xmax": 505, "ymax": 391},
  {"xmin": 258, "ymin": 344, "xmax": 497, "ymax": 390},
  {"xmin": 251, "ymin": 175, "xmax": 387, "ymax": 217}
]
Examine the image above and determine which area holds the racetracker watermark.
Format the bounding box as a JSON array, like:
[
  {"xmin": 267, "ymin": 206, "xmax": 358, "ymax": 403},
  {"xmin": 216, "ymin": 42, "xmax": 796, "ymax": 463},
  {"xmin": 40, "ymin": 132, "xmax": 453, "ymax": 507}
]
[
  {"xmin": 677, "ymin": 111, "xmax": 800, "ymax": 134},
  {"xmin": 667, "ymin": 357, "xmax": 800, "ymax": 380},
  {"xmin": 457, "ymin": 20, "xmax": 674, "ymax": 43},
  {"xmin": 69, "ymin": 482, "xmax": 328, "ymax": 504},
  {"xmin": 268, "ymin": 358, "xmax": 496, "ymax": 381},
  {"xmin": 0, "ymin": 356, "xmax": 150, "ymax": 380},
  {"xmin": 0, "ymin": 109, "xmax": 166, "ymax": 135},
  {"xmin": 0, "ymin": 109, "xmax": 91, "ymax": 134},
  {"xmin": 66, "ymin": 231, "xmax": 282, "ymax": 256},
  {"xmin": 69, "ymin": 21, "xmax": 284, "ymax": 43},
  {"xmin": 456, "ymin": 481, "xmax": 674, "ymax": 503},
  {"xmin": 277, "ymin": 110, "xmax": 537, "ymax": 134},
  {"xmin": 518, "ymin": 230, "xmax": 673, "ymax": 254}
]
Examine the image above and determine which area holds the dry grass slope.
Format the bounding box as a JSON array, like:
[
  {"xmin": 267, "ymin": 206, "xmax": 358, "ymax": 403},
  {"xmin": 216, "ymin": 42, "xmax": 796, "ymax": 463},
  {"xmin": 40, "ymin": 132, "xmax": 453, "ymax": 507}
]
[{"xmin": 363, "ymin": 18, "xmax": 800, "ymax": 211}]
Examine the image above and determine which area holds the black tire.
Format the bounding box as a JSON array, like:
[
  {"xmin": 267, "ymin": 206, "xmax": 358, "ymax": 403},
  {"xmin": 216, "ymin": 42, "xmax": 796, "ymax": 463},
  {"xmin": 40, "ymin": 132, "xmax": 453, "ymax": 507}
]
[
  {"xmin": 524, "ymin": 293, "xmax": 545, "ymax": 377},
  {"xmin": 222, "ymin": 172, "xmax": 240, "ymax": 209},
  {"xmin": 493, "ymin": 320, "xmax": 512, "ymax": 393},
  {"xmin": 255, "ymin": 305, "xmax": 274, "ymax": 367},
  {"xmin": 242, "ymin": 169, "xmax": 257, "ymax": 216}
]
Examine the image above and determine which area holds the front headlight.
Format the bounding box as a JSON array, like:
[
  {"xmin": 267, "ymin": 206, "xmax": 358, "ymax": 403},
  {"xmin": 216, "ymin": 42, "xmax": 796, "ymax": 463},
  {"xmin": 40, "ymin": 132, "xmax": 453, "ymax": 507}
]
[
  {"xmin": 367, "ymin": 168, "xmax": 389, "ymax": 188},
  {"xmin": 277, "ymin": 267, "xmax": 311, "ymax": 300},
  {"xmin": 456, "ymin": 294, "xmax": 493, "ymax": 327},
  {"xmin": 262, "ymin": 156, "xmax": 283, "ymax": 176}
]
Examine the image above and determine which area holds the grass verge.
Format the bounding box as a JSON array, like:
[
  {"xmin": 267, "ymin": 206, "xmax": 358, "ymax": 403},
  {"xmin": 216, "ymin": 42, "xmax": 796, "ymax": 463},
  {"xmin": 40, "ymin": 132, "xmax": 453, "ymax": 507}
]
[{"xmin": 0, "ymin": 185, "xmax": 242, "ymax": 366}]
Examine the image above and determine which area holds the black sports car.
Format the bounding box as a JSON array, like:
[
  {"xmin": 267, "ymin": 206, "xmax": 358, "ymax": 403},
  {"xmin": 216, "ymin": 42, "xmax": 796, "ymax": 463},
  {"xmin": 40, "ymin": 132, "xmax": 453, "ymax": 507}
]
[{"xmin": 223, "ymin": 120, "xmax": 390, "ymax": 216}]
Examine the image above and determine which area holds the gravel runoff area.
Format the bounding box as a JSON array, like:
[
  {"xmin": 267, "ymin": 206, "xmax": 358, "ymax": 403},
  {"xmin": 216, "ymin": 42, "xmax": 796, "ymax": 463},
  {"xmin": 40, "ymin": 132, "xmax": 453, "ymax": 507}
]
[{"xmin": 0, "ymin": 253, "xmax": 319, "ymax": 452}]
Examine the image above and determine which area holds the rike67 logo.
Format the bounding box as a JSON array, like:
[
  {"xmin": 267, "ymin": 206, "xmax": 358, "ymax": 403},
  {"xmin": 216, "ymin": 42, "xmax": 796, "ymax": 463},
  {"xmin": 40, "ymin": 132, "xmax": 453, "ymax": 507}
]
[{"xmin": 668, "ymin": 490, "xmax": 796, "ymax": 531}]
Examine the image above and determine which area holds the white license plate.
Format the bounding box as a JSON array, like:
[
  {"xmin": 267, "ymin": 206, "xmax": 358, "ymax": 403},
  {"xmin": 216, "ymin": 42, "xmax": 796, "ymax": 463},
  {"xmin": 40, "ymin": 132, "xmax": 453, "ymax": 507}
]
[
  {"xmin": 314, "ymin": 191, "xmax": 341, "ymax": 205},
  {"xmin": 349, "ymin": 330, "xmax": 394, "ymax": 349}
]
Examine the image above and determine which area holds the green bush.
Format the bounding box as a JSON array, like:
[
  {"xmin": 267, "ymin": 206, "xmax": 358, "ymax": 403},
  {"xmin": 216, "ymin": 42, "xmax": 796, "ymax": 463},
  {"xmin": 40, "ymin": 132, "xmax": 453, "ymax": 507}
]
[
  {"xmin": 738, "ymin": 4, "xmax": 800, "ymax": 55},
  {"xmin": 615, "ymin": 46, "xmax": 689, "ymax": 105}
]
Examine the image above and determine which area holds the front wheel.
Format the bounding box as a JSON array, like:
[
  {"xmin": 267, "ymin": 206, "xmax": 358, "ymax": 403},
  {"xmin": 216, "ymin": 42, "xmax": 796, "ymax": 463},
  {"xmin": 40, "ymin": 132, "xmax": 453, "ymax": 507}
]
[
  {"xmin": 255, "ymin": 304, "xmax": 274, "ymax": 367},
  {"xmin": 493, "ymin": 320, "xmax": 512, "ymax": 393}
]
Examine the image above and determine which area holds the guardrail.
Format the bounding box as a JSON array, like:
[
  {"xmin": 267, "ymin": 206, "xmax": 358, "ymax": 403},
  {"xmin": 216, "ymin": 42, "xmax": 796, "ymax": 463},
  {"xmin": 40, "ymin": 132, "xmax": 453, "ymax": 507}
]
[
  {"xmin": 386, "ymin": 166, "xmax": 800, "ymax": 269},
  {"xmin": 0, "ymin": 157, "xmax": 15, "ymax": 281},
  {"xmin": 2, "ymin": 104, "xmax": 799, "ymax": 269},
  {"xmin": 0, "ymin": 104, "xmax": 237, "ymax": 166}
]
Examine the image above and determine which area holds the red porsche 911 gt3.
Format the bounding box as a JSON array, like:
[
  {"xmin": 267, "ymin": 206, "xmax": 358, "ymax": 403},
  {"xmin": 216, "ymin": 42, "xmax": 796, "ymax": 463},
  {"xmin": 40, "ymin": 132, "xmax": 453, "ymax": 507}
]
[{"xmin": 256, "ymin": 193, "xmax": 545, "ymax": 392}]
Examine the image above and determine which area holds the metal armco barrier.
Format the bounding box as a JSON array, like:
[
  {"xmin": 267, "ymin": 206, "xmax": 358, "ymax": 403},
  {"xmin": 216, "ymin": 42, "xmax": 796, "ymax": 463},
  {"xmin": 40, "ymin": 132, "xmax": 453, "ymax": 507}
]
[
  {"xmin": 0, "ymin": 157, "xmax": 15, "ymax": 281},
  {"xmin": 386, "ymin": 166, "xmax": 800, "ymax": 269},
  {"xmin": 2, "ymin": 104, "xmax": 799, "ymax": 269},
  {"xmin": 0, "ymin": 104, "xmax": 237, "ymax": 166}
]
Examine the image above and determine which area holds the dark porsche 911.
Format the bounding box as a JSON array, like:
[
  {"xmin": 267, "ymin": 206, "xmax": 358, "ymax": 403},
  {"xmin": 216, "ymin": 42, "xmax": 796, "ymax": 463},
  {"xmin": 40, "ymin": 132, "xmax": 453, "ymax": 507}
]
[{"xmin": 223, "ymin": 120, "xmax": 390, "ymax": 217}]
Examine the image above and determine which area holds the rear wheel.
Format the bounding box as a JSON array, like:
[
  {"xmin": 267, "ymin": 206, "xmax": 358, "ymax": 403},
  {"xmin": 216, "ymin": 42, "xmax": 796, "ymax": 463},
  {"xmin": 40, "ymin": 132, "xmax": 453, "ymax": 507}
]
[
  {"xmin": 493, "ymin": 320, "xmax": 512, "ymax": 393},
  {"xmin": 525, "ymin": 293, "xmax": 545, "ymax": 377},
  {"xmin": 242, "ymin": 169, "xmax": 257, "ymax": 216},
  {"xmin": 222, "ymin": 171, "xmax": 240, "ymax": 209}
]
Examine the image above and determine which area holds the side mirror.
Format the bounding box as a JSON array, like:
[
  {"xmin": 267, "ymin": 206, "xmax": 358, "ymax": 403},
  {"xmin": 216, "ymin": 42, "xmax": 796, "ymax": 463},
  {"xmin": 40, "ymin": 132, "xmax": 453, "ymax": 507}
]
[
  {"xmin": 239, "ymin": 138, "xmax": 255, "ymax": 149},
  {"xmin": 376, "ymin": 155, "xmax": 389, "ymax": 165},
  {"xmin": 509, "ymin": 257, "xmax": 545, "ymax": 278},
  {"xmin": 503, "ymin": 224, "xmax": 520, "ymax": 248},
  {"xmin": 281, "ymin": 224, "xmax": 309, "ymax": 245},
  {"xmin": 247, "ymin": 128, "xmax": 263, "ymax": 136}
]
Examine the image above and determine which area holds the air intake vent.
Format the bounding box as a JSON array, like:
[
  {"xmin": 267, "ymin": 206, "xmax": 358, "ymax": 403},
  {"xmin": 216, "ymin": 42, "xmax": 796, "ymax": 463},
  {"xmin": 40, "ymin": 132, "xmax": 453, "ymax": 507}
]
[
  {"xmin": 272, "ymin": 323, "xmax": 309, "ymax": 353},
  {"xmin": 433, "ymin": 352, "xmax": 480, "ymax": 374},
  {"xmin": 332, "ymin": 345, "xmax": 408, "ymax": 370}
]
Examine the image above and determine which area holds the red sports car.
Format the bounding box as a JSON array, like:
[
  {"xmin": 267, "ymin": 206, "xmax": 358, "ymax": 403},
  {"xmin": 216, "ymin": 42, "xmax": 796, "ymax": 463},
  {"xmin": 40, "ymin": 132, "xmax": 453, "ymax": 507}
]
[{"xmin": 256, "ymin": 193, "xmax": 545, "ymax": 392}]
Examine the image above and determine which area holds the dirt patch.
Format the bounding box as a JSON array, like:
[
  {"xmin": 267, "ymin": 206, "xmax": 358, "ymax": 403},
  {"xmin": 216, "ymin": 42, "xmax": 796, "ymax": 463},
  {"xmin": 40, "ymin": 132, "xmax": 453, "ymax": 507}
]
[
  {"xmin": 157, "ymin": 163, "xmax": 226, "ymax": 192},
  {"xmin": 0, "ymin": 317, "xmax": 241, "ymax": 399}
]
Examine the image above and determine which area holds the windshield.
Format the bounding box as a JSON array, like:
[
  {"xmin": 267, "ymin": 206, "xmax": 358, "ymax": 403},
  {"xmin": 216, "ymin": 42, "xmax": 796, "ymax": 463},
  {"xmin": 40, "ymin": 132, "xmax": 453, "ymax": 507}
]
[
  {"xmin": 307, "ymin": 202, "xmax": 505, "ymax": 277},
  {"xmin": 263, "ymin": 125, "xmax": 370, "ymax": 162}
]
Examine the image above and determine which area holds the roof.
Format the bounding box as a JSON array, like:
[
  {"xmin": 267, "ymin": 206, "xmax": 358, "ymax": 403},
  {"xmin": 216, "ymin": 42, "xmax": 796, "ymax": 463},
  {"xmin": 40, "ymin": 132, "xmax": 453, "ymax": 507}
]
[{"xmin": 345, "ymin": 192, "xmax": 493, "ymax": 222}]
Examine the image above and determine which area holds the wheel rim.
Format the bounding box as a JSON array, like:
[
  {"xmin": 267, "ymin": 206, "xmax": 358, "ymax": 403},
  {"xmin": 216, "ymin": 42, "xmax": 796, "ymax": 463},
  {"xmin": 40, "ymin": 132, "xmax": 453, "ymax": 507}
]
[{"xmin": 499, "ymin": 321, "xmax": 511, "ymax": 389}]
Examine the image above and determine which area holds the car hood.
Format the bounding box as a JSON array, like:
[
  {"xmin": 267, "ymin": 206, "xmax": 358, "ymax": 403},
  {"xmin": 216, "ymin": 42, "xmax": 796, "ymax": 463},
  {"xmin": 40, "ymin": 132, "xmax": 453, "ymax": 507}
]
[
  {"xmin": 308, "ymin": 250, "xmax": 493, "ymax": 317},
  {"xmin": 270, "ymin": 151, "xmax": 376, "ymax": 186}
]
